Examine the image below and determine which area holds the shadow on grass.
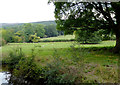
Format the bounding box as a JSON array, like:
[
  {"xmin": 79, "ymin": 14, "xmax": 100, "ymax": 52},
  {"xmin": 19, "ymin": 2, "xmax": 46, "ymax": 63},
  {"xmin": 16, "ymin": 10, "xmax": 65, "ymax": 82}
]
[
  {"xmin": 81, "ymin": 46, "xmax": 119, "ymax": 55},
  {"xmin": 80, "ymin": 46, "xmax": 120, "ymax": 83}
]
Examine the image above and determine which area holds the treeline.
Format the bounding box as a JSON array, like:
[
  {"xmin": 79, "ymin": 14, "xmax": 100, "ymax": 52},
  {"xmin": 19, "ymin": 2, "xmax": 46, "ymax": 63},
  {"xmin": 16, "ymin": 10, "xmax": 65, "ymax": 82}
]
[
  {"xmin": 0, "ymin": 23, "xmax": 64, "ymax": 44},
  {"xmin": 74, "ymin": 29, "xmax": 116, "ymax": 44}
]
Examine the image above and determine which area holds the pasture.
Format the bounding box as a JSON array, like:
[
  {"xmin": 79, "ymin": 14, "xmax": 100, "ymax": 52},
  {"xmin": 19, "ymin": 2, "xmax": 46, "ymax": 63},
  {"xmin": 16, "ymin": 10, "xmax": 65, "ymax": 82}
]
[
  {"xmin": 2, "ymin": 40, "xmax": 118, "ymax": 65},
  {"xmin": 1, "ymin": 40, "xmax": 119, "ymax": 83},
  {"xmin": 40, "ymin": 35, "xmax": 75, "ymax": 41}
]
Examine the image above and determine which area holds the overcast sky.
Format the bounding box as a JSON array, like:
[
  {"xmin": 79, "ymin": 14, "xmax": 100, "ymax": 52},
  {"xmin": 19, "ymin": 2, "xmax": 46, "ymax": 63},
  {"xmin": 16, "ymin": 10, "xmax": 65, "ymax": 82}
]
[{"xmin": 0, "ymin": 0, "xmax": 55, "ymax": 23}]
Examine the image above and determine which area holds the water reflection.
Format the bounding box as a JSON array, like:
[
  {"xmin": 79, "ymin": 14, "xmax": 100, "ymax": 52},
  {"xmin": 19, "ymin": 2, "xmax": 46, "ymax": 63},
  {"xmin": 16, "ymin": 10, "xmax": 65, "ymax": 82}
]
[
  {"xmin": 0, "ymin": 71, "xmax": 44, "ymax": 85},
  {"xmin": 0, "ymin": 71, "xmax": 11, "ymax": 85}
]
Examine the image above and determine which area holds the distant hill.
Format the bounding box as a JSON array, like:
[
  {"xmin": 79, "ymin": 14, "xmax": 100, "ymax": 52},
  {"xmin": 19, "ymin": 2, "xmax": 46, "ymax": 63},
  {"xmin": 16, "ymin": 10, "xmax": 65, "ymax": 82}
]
[
  {"xmin": 0, "ymin": 20, "xmax": 56, "ymax": 28},
  {"xmin": 0, "ymin": 23, "xmax": 2, "ymax": 28},
  {"xmin": 1, "ymin": 23, "xmax": 24, "ymax": 29},
  {"xmin": 31, "ymin": 21, "xmax": 56, "ymax": 25}
]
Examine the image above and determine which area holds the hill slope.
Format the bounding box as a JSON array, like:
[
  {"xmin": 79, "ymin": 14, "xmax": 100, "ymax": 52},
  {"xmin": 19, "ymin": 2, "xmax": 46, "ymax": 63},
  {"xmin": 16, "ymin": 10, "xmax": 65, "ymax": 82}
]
[{"xmin": 0, "ymin": 21, "xmax": 56, "ymax": 28}]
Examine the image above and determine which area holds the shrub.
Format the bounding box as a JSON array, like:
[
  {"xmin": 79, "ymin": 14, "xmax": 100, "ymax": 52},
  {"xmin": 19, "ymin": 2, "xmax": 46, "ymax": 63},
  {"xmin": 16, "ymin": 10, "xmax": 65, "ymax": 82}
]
[
  {"xmin": 39, "ymin": 39, "xmax": 75, "ymax": 42},
  {"xmin": 74, "ymin": 30, "xmax": 102, "ymax": 44},
  {"xmin": 0, "ymin": 38, "xmax": 7, "ymax": 46},
  {"xmin": 43, "ymin": 49, "xmax": 79, "ymax": 84},
  {"xmin": 102, "ymin": 34, "xmax": 116, "ymax": 40},
  {"xmin": 5, "ymin": 48, "xmax": 46, "ymax": 84},
  {"xmin": 2, "ymin": 48, "xmax": 25, "ymax": 71},
  {"xmin": 13, "ymin": 56, "xmax": 46, "ymax": 84},
  {"xmin": 29, "ymin": 33, "xmax": 40, "ymax": 43},
  {"xmin": 13, "ymin": 36, "xmax": 23, "ymax": 43}
]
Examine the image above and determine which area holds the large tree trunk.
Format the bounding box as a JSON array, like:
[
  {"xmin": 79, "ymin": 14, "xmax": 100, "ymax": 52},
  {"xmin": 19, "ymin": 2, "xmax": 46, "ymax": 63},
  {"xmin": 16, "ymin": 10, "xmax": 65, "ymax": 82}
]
[
  {"xmin": 113, "ymin": 28, "xmax": 120, "ymax": 53},
  {"xmin": 111, "ymin": 2, "xmax": 120, "ymax": 53}
]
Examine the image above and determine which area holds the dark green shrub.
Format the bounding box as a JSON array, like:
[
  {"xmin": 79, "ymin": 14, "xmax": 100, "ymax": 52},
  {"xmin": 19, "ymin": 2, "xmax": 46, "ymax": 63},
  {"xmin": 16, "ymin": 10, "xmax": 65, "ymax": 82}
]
[
  {"xmin": 13, "ymin": 56, "xmax": 46, "ymax": 84},
  {"xmin": 0, "ymin": 38, "xmax": 7, "ymax": 46},
  {"xmin": 102, "ymin": 34, "xmax": 116, "ymax": 40},
  {"xmin": 43, "ymin": 49, "xmax": 78, "ymax": 84},
  {"xmin": 44, "ymin": 64, "xmax": 76, "ymax": 84},
  {"xmin": 7, "ymin": 48, "xmax": 46, "ymax": 84},
  {"xmin": 75, "ymin": 30, "xmax": 102, "ymax": 44},
  {"xmin": 2, "ymin": 48, "xmax": 25, "ymax": 70},
  {"xmin": 39, "ymin": 39, "xmax": 75, "ymax": 42}
]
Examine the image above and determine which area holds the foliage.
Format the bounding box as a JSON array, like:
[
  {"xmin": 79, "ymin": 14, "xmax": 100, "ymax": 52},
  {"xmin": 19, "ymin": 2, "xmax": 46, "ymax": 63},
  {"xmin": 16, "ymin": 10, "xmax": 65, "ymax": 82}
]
[
  {"xmin": 52, "ymin": 2, "xmax": 120, "ymax": 52},
  {"xmin": 42, "ymin": 49, "xmax": 78, "ymax": 84},
  {"xmin": 98, "ymin": 29, "xmax": 116, "ymax": 40},
  {"xmin": 1, "ymin": 23, "xmax": 64, "ymax": 43},
  {"xmin": 74, "ymin": 30, "xmax": 102, "ymax": 44},
  {"xmin": 29, "ymin": 33, "xmax": 40, "ymax": 43},
  {"xmin": 1, "ymin": 29, "xmax": 15, "ymax": 43},
  {"xmin": 13, "ymin": 52, "xmax": 46, "ymax": 84},
  {"xmin": 0, "ymin": 29, "xmax": 6, "ymax": 46},
  {"xmin": 2, "ymin": 48, "xmax": 25, "ymax": 70},
  {"xmin": 0, "ymin": 38, "xmax": 6, "ymax": 46},
  {"xmin": 39, "ymin": 35, "xmax": 75, "ymax": 42},
  {"xmin": 53, "ymin": 2, "xmax": 119, "ymax": 33},
  {"xmin": 13, "ymin": 36, "xmax": 23, "ymax": 43},
  {"xmin": 44, "ymin": 24, "xmax": 58, "ymax": 37},
  {"xmin": 22, "ymin": 23, "xmax": 34, "ymax": 42},
  {"xmin": 39, "ymin": 39, "xmax": 75, "ymax": 42},
  {"xmin": 33, "ymin": 24, "xmax": 45, "ymax": 38}
]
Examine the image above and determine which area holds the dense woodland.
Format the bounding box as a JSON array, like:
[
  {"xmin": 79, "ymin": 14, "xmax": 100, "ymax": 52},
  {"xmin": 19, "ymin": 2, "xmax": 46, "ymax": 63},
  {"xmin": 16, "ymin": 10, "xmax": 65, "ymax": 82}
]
[{"xmin": 0, "ymin": 21, "xmax": 64, "ymax": 44}]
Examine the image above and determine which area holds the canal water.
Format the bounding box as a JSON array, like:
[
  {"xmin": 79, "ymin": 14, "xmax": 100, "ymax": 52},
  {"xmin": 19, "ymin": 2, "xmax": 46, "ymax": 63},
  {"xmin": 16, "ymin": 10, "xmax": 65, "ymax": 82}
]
[
  {"xmin": 0, "ymin": 47, "xmax": 11, "ymax": 84},
  {"xmin": 0, "ymin": 71, "xmax": 41, "ymax": 85},
  {"xmin": 0, "ymin": 71, "xmax": 11, "ymax": 85}
]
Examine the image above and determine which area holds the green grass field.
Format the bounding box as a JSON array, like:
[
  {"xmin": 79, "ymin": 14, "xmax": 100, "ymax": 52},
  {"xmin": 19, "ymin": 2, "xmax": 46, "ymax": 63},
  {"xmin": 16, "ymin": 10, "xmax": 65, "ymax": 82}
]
[
  {"xmin": 2, "ymin": 40, "xmax": 116, "ymax": 57},
  {"xmin": 40, "ymin": 35, "xmax": 75, "ymax": 41},
  {"xmin": 2, "ymin": 40, "xmax": 118, "ymax": 65},
  {"xmin": 1, "ymin": 40, "xmax": 119, "ymax": 83}
]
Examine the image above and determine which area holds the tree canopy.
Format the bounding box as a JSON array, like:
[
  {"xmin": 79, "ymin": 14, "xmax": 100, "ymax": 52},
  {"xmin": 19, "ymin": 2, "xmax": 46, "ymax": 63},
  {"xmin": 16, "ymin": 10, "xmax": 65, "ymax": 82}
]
[
  {"xmin": 52, "ymin": 1, "xmax": 120, "ymax": 53},
  {"xmin": 1, "ymin": 22, "xmax": 64, "ymax": 44}
]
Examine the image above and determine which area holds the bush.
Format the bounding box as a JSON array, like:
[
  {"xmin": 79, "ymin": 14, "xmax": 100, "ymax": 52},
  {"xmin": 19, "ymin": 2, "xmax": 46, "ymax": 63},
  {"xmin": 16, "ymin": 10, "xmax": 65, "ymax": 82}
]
[
  {"xmin": 2, "ymin": 48, "xmax": 25, "ymax": 70},
  {"xmin": 0, "ymin": 38, "xmax": 7, "ymax": 46},
  {"xmin": 13, "ymin": 56, "xmax": 46, "ymax": 84},
  {"xmin": 29, "ymin": 33, "xmax": 40, "ymax": 43},
  {"xmin": 44, "ymin": 55, "xmax": 77, "ymax": 84},
  {"xmin": 102, "ymin": 34, "xmax": 116, "ymax": 40},
  {"xmin": 39, "ymin": 39, "xmax": 75, "ymax": 42},
  {"xmin": 74, "ymin": 30, "xmax": 102, "ymax": 44},
  {"xmin": 13, "ymin": 36, "xmax": 23, "ymax": 43},
  {"xmin": 3, "ymin": 48, "xmax": 46, "ymax": 84}
]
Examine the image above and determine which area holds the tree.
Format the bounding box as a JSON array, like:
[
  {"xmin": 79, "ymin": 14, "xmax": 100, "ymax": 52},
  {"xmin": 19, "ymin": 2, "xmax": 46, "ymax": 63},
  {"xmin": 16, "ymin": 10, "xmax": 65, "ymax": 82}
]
[
  {"xmin": 22, "ymin": 23, "xmax": 34, "ymax": 42},
  {"xmin": 52, "ymin": 2, "xmax": 120, "ymax": 53},
  {"xmin": 29, "ymin": 33, "xmax": 40, "ymax": 43},
  {"xmin": 44, "ymin": 24, "xmax": 58, "ymax": 37},
  {"xmin": 74, "ymin": 30, "xmax": 101, "ymax": 44},
  {"xmin": 33, "ymin": 24, "xmax": 45, "ymax": 38},
  {"xmin": 13, "ymin": 36, "xmax": 23, "ymax": 43},
  {"xmin": 0, "ymin": 28, "xmax": 6, "ymax": 46},
  {"xmin": 57, "ymin": 30, "xmax": 64, "ymax": 36},
  {"xmin": 1, "ymin": 29, "xmax": 15, "ymax": 43}
]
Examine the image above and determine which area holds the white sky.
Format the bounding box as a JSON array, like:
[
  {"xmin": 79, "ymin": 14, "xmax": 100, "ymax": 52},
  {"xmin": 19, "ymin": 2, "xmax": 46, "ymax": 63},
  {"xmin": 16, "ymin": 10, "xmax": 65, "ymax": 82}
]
[{"xmin": 0, "ymin": 0, "xmax": 55, "ymax": 23}]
